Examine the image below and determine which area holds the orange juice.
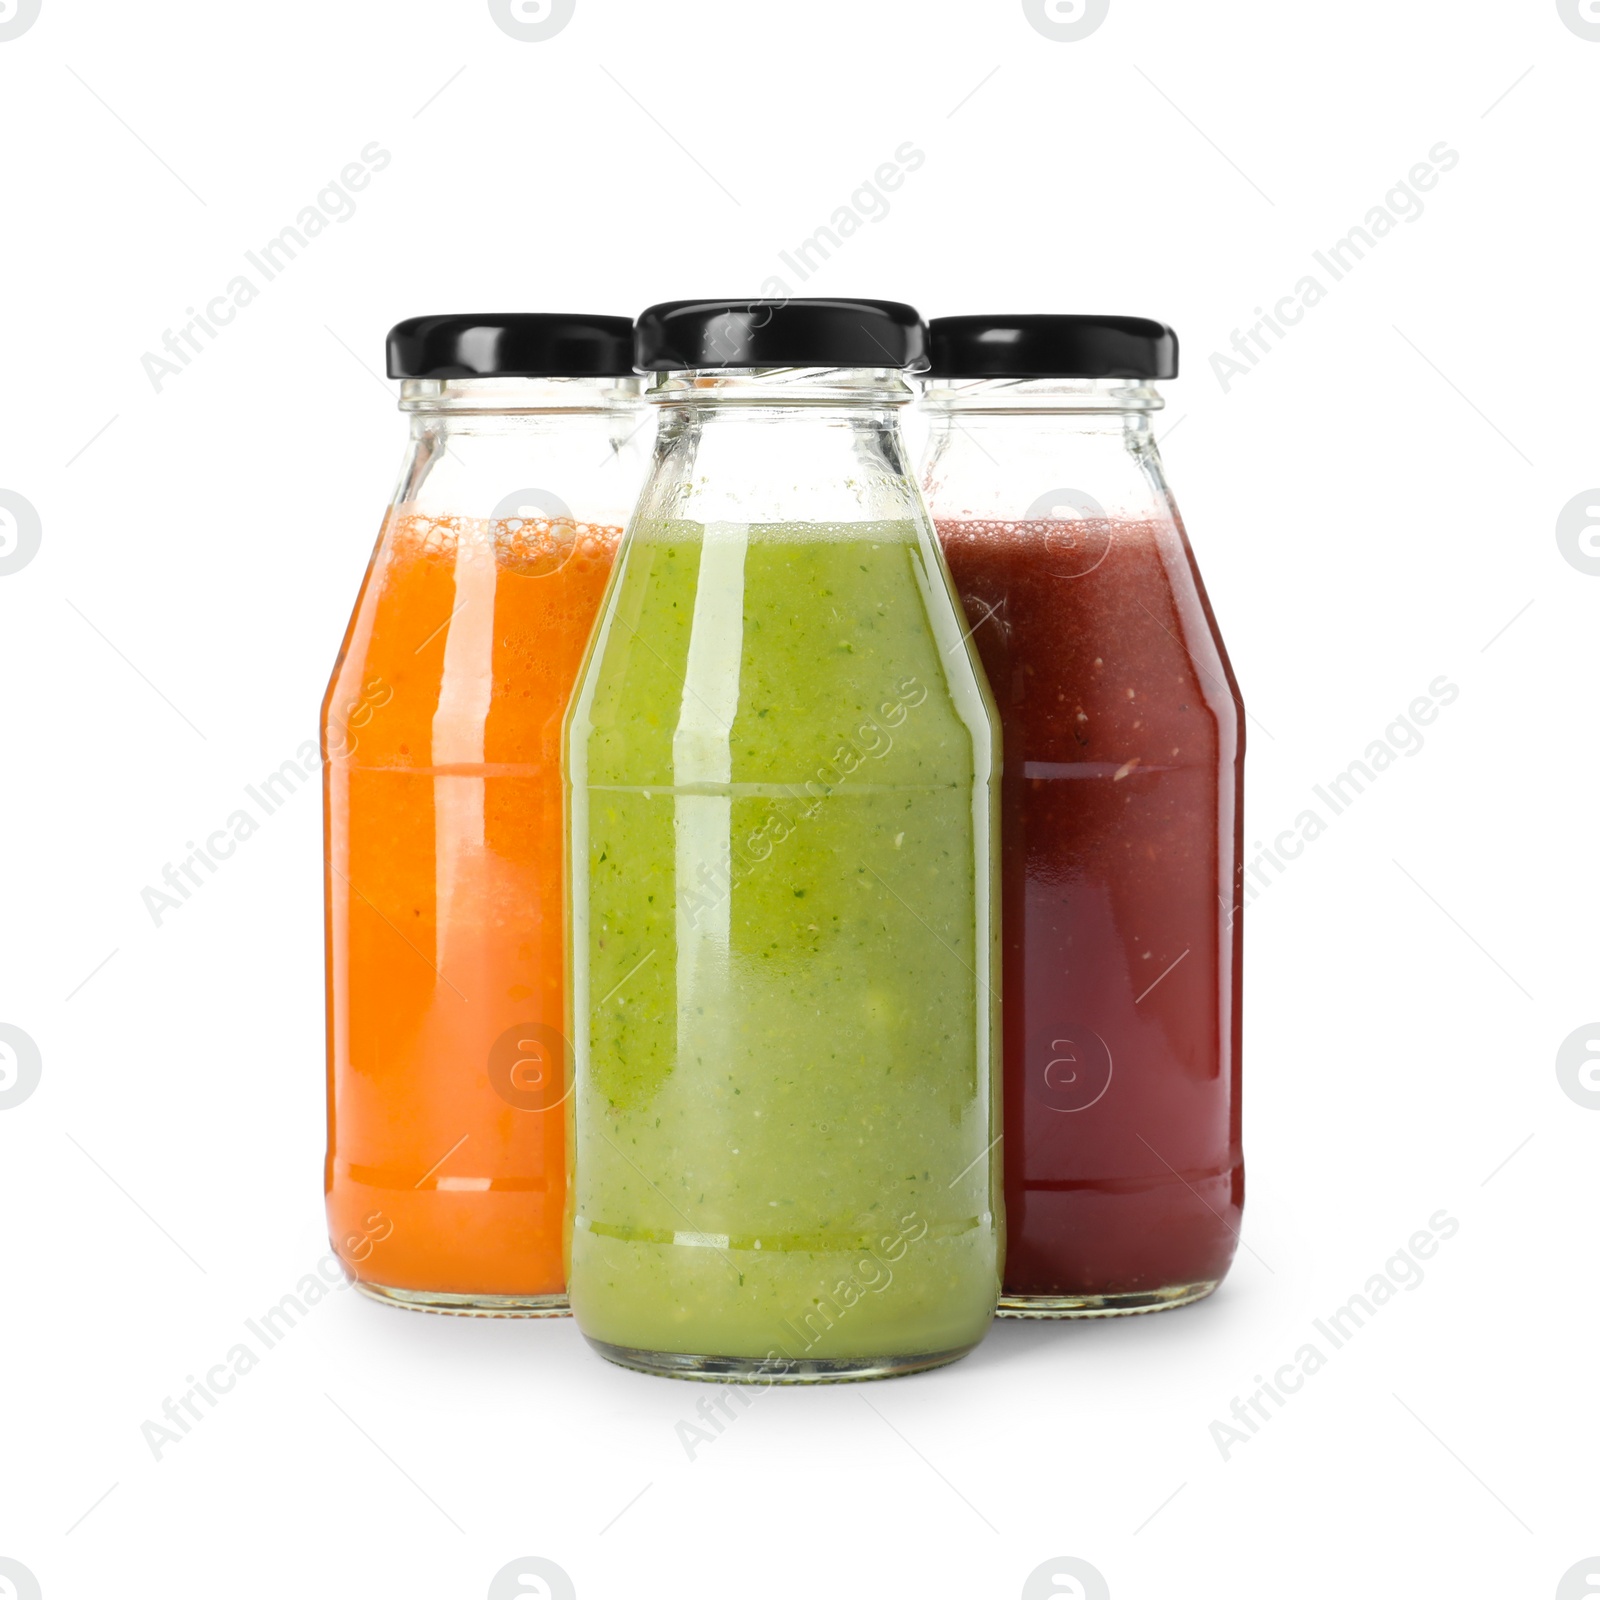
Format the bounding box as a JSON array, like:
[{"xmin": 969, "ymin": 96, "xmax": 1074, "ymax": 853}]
[{"xmin": 324, "ymin": 509, "xmax": 620, "ymax": 1311}]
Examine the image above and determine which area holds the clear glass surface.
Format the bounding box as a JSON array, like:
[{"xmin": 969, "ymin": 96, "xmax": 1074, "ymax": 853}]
[
  {"xmin": 922, "ymin": 377, "xmax": 1244, "ymax": 1319},
  {"xmin": 566, "ymin": 369, "xmax": 1002, "ymax": 1379},
  {"xmin": 323, "ymin": 376, "xmax": 648, "ymax": 1313}
]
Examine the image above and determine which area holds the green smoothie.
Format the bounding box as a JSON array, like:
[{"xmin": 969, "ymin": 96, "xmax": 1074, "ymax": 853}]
[{"xmin": 566, "ymin": 517, "xmax": 1001, "ymax": 1376}]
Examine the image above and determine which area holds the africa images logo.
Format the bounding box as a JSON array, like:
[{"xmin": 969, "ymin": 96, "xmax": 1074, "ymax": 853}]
[
  {"xmin": 0, "ymin": 489, "xmax": 42, "ymax": 575},
  {"xmin": 489, "ymin": 0, "xmax": 575, "ymax": 42},
  {"xmin": 1556, "ymin": 490, "xmax": 1600, "ymax": 574},
  {"xmin": 0, "ymin": 0, "xmax": 42, "ymax": 43},
  {"xmin": 1023, "ymin": 0, "xmax": 1109, "ymax": 43},
  {"xmin": 1557, "ymin": 0, "xmax": 1600, "ymax": 41}
]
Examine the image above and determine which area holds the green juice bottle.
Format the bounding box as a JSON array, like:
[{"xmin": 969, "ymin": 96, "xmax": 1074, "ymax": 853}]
[{"xmin": 565, "ymin": 300, "xmax": 1002, "ymax": 1382}]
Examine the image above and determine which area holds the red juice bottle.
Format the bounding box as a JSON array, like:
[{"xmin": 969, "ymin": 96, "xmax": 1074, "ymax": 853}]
[{"xmin": 921, "ymin": 316, "xmax": 1244, "ymax": 1316}]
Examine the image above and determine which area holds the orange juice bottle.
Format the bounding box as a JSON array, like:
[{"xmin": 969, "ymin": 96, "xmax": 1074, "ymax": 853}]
[{"xmin": 323, "ymin": 314, "xmax": 646, "ymax": 1314}]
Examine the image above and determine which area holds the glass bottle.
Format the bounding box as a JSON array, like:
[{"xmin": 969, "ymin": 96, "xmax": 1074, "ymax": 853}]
[
  {"xmin": 323, "ymin": 313, "xmax": 647, "ymax": 1315},
  {"xmin": 566, "ymin": 299, "xmax": 1002, "ymax": 1380},
  {"xmin": 921, "ymin": 315, "xmax": 1245, "ymax": 1317}
]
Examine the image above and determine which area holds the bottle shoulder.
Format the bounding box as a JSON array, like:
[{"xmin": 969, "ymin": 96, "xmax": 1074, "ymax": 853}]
[{"xmin": 573, "ymin": 520, "xmax": 996, "ymax": 788}]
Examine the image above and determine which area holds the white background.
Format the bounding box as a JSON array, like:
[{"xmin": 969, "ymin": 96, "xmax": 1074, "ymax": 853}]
[{"xmin": 1, "ymin": 2, "xmax": 1595, "ymax": 1597}]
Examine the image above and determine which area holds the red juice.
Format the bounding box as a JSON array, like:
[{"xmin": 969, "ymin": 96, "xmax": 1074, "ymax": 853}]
[{"xmin": 937, "ymin": 513, "xmax": 1244, "ymax": 1312}]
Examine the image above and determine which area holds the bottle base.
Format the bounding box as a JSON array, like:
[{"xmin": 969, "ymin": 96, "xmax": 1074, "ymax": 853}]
[
  {"xmin": 584, "ymin": 1337, "xmax": 977, "ymax": 1384},
  {"xmin": 356, "ymin": 1282, "xmax": 571, "ymax": 1318},
  {"xmin": 997, "ymin": 1280, "xmax": 1218, "ymax": 1319}
]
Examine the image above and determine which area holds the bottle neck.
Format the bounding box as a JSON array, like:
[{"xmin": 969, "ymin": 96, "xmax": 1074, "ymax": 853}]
[
  {"xmin": 392, "ymin": 378, "xmax": 648, "ymax": 526},
  {"xmin": 920, "ymin": 380, "xmax": 1175, "ymax": 526},
  {"xmin": 638, "ymin": 368, "xmax": 921, "ymax": 528},
  {"xmin": 400, "ymin": 375, "xmax": 644, "ymax": 415},
  {"xmin": 647, "ymin": 366, "xmax": 915, "ymax": 411},
  {"xmin": 921, "ymin": 376, "xmax": 1164, "ymax": 415}
]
